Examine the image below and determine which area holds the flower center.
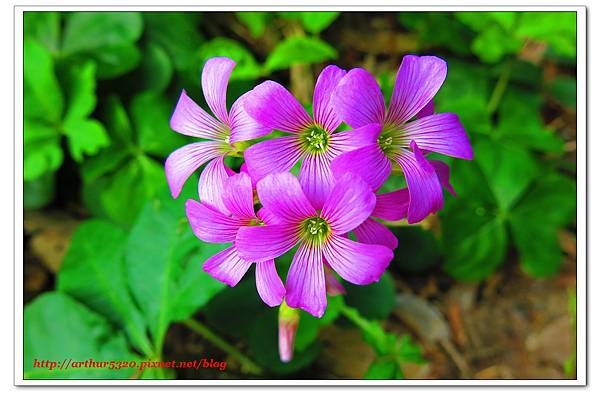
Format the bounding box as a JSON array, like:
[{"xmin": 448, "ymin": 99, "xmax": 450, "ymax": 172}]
[
  {"xmin": 301, "ymin": 216, "xmax": 331, "ymax": 246},
  {"xmin": 301, "ymin": 126, "xmax": 330, "ymax": 154},
  {"xmin": 377, "ymin": 124, "xmax": 403, "ymax": 156}
]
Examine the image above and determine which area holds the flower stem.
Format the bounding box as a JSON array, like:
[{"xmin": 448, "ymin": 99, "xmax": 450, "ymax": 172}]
[
  {"xmin": 182, "ymin": 318, "xmax": 263, "ymax": 376},
  {"xmin": 486, "ymin": 59, "xmax": 513, "ymax": 116}
]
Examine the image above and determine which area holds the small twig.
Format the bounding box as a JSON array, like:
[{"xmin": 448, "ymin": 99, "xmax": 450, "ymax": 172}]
[{"xmin": 182, "ymin": 318, "xmax": 263, "ymax": 376}]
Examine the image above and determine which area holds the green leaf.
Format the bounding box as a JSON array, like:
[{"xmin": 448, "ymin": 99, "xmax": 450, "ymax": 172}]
[
  {"xmin": 300, "ymin": 12, "xmax": 339, "ymax": 34},
  {"xmin": 471, "ymin": 24, "xmax": 522, "ymax": 63},
  {"xmin": 497, "ymin": 88, "xmax": 564, "ymax": 153},
  {"xmin": 144, "ymin": 13, "xmax": 203, "ymax": 71},
  {"xmin": 364, "ymin": 359, "xmax": 397, "ymax": 379},
  {"xmin": 24, "ymin": 292, "xmax": 139, "ymax": 379},
  {"xmin": 198, "ymin": 38, "xmax": 262, "ymax": 81},
  {"xmin": 103, "ymin": 95, "xmax": 135, "ymax": 144},
  {"xmin": 58, "ymin": 220, "xmax": 153, "ymax": 356},
  {"xmin": 441, "ymin": 160, "xmax": 507, "ymax": 281},
  {"xmin": 344, "ymin": 272, "xmax": 395, "ymax": 319},
  {"xmin": 125, "ymin": 188, "xmax": 227, "ymax": 351},
  {"xmin": 99, "ymin": 155, "xmax": 164, "ymax": 226},
  {"xmin": 548, "ymin": 77, "xmax": 576, "ymax": 109},
  {"xmin": 24, "ymin": 12, "xmax": 61, "ymax": 53},
  {"xmin": 509, "ymin": 173, "xmax": 576, "ymax": 277},
  {"xmin": 236, "ymin": 12, "xmax": 272, "ymax": 38},
  {"xmin": 23, "ymin": 119, "xmax": 62, "ymax": 181},
  {"xmin": 515, "ymin": 12, "xmax": 576, "ymax": 59},
  {"xmin": 62, "ymin": 12, "xmax": 143, "ymax": 78},
  {"xmin": 265, "ymin": 36, "xmax": 337, "ymax": 72},
  {"xmin": 63, "ymin": 118, "xmax": 110, "ymax": 162},
  {"xmin": 203, "ymin": 276, "xmax": 267, "ymax": 339},
  {"xmin": 24, "ymin": 172, "xmax": 55, "ymax": 210},
  {"xmin": 392, "ymin": 226, "xmax": 441, "ymax": 274},
  {"xmin": 140, "ymin": 43, "xmax": 173, "ymax": 93},
  {"xmin": 397, "ymin": 334, "xmax": 427, "ymax": 364},
  {"xmin": 62, "ymin": 61, "xmax": 98, "ymax": 124},
  {"xmin": 24, "ymin": 38, "xmax": 63, "ymax": 122},
  {"xmin": 475, "ymin": 139, "xmax": 539, "ymax": 210},
  {"xmin": 130, "ymin": 92, "xmax": 188, "ymax": 157},
  {"xmin": 62, "ymin": 12, "xmax": 143, "ymax": 55}
]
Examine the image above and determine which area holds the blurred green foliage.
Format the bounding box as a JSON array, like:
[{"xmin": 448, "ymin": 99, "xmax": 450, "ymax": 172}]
[{"xmin": 23, "ymin": 11, "xmax": 576, "ymax": 380}]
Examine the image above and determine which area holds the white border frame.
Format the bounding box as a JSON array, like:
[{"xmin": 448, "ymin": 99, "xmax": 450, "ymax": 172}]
[{"xmin": 13, "ymin": 3, "xmax": 587, "ymax": 386}]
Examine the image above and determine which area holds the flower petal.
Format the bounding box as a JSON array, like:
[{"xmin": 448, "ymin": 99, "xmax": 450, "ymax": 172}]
[
  {"xmin": 222, "ymin": 171, "xmax": 256, "ymax": 220},
  {"xmin": 237, "ymin": 224, "xmax": 301, "ymax": 262},
  {"xmin": 202, "ymin": 57, "xmax": 235, "ymax": 124},
  {"xmin": 169, "ymin": 90, "xmax": 224, "ymax": 139},
  {"xmin": 416, "ymin": 99, "xmax": 435, "ymax": 119},
  {"xmin": 165, "ymin": 141, "xmax": 224, "ymax": 198},
  {"xmin": 328, "ymin": 123, "xmax": 381, "ymax": 156},
  {"xmin": 372, "ymin": 189, "xmax": 409, "ymax": 221},
  {"xmin": 321, "ymin": 172, "xmax": 376, "ymax": 234},
  {"xmin": 244, "ymin": 136, "xmax": 304, "ymax": 183},
  {"xmin": 354, "ymin": 218, "xmax": 398, "ymax": 250},
  {"xmin": 323, "ymin": 235, "xmax": 392, "ymax": 285},
  {"xmin": 429, "ymin": 159, "xmax": 456, "ymax": 196},
  {"xmin": 393, "ymin": 141, "xmax": 444, "ymax": 224},
  {"xmin": 313, "ymin": 65, "xmax": 347, "ymax": 132},
  {"xmin": 299, "ymin": 153, "xmax": 335, "ymax": 210},
  {"xmin": 333, "ymin": 68, "xmax": 385, "ymax": 128},
  {"xmin": 324, "ymin": 263, "xmax": 346, "ymax": 296},
  {"xmin": 198, "ymin": 156, "xmax": 229, "ymax": 214},
  {"xmin": 243, "ymin": 81, "xmax": 313, "ymax": 133},
  {"xmin": 186, "ymin": 199, "xmax": 246, "ymax": 243},
  {"xmin": 386, "ymin": 55, "xmax": 447, "ymax": 125},
  {"xmin": 256, "ymin": 172, "xmax": 317, "ymax": 224},
  {"xmin": 202, "ymin": 245, "xmax": 253, "ymax": 287},
  {"xmin": 229, "ymin": 92, "xmax": 272, "ymax": 143},
  {"xmin": 285, "ymin": 243, "xmax": 327, "ymax": 318},
  {"xmin": 255, "ymin": 260, "xmax": 285, "ymax": 307},
  {"xmin": 402, "ymin": 113, "xmax": 473, "ymax": 159},
  {"xmin": 331, "ymin": 143, "xmax": 392, "ymax": 191},
  {"xmin": 257, "ymin": 207, "xmax": 281, "ymax": 225}
]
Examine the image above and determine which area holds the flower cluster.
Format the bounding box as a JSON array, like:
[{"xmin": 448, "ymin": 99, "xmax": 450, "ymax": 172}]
[{"xmin": 165, "ymin": 55, "xmax": 472, "ymax": 323}]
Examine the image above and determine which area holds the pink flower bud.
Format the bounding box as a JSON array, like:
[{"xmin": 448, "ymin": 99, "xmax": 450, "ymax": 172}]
[{"xmin": 278, "ymin": 300, "xmax": 300, "ymax": 363}]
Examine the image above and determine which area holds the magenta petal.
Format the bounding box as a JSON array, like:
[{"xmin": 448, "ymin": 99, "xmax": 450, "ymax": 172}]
[
  {"xmin": 186, "ymin": 199, "xmax": 246, "ymax": 243},
  {"xmin": 321, "ymin": 172, "xmax": 376, "ymax": 234},
  {"xmin": 198, "ymin": 156, "xmax": 229, "ymax": 213},
  {"xmin": 202, "ymin": 245, "xmax": 253, "ymax": 287},
  {"xmin": 313, "ymin": 65, "xmax": 347, "ymax": 132},
  {"xmin": 244, "ymin": 136, "xmax": 304, "ymax": 183},
  {"xmin": 229, "ymin": 92, "xmax": 272, "ymax": 143},
  {"xmin": 169, "ymin": 90, "xmax": 224, "ymax": 139},
  {"xmin": 416, "ymin": 99, "xmax": 435, "ymax": 119},
  {"xmin": 256, "ymin": 172, "xmax": 317, "ymax": 224},
  {"xmin": 222, "ymin": 172, "xmax": 256, "ymax": 220},
  {"xmin": 299, "ymin": 153, "xmax": 335, "ymax": 210},
  {"xmin": 333, "ymin": 68, "xmax": 385, "ymax": 128},
  {"xmin": 393, "ymin": 142, "xmax": 444, "ymax": 224},
  {"xmin": 372, "ymin": 189, "xmax": 409, "ymax": 221},
  {"xmin": 243, "ymin": 81, "xmax": 313, "ymax": 133},
  {"xmin": 386, "ymin": 55, "xmax": 447, "ymax": 125},
  {"xmin": 429, "ymin": 159, "xmax": 456, "ymax": 196},
  {"xmin": 257, "ymin": 207, "xmax": 281, "ymax": 225},
  {"xmin": 323, "ymin": 235, "xmax": 392, "ymax": 285},
  {"xmin": 285, "ymin": 243, "xmax": 327, "ymax": 318},
  {"xmin": 165, "ymin": 141, "xmax": 224, "ymax": 198},
  {"xmin": 237, "ymin": 224, "xmax": 301, "ymax": 262},
  {"xmin": 331, "ymin": 143, "xmax": 392, "ymax": 192},
  {"xmin": 255, "ymin": 260, "xmax": 285, "ymax": 307},
  {"xmin": 402, "ymin": 113, "xmax": 473, "ymax": 159},
  {"xmin": 324, "ymin": 263, "xmax": 346, "ymax": 296},
  {"xmin": 328, "ymin": 123, "xmax": 381, "ymax": 156},
  {"xmin": 202, "ymin": 57, "xmax": 235, "ymax": 124},
  {"xmin": 354, "ymin": 218, "xmax": 398, "ymax": 250}
]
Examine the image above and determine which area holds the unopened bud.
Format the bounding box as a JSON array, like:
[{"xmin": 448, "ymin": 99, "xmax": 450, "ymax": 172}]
[
  {"xmin": 325, "ymin": 265, "xmax": 346, "ymax": 296},
  {"xmin": 278, "ymin": 300, "xmax": 300, "ymax": 363}
]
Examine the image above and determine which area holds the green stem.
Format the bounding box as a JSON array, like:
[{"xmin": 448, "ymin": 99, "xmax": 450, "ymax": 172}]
[
  {"xmin": 182, "ymin": 318, "xmax": 263, "ymax": 376},
  {"xmin": 486, "ymin": 59, "xmax": 513, "ymax": 116}
]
